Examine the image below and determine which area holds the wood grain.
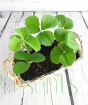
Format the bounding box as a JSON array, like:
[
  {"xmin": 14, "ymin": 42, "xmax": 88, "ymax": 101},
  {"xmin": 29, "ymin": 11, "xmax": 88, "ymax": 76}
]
[
  {"xmin": 0, "ymin": 11, "xmax": 88, "ymax": 105},
  {"xmin": 57, "ymin": 12, "xmax": 88, "ymax": 105},
  {"xmin": 0, "ymin": 12, "xmax": 12, "ymax": 36},
  {"xmin": 0, "ymin": 12, "xmax": 27, "ymax": 105}
]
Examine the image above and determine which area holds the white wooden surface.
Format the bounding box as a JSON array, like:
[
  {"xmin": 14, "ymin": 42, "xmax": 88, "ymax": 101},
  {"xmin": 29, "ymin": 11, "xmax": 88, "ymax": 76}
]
[
  {"xmin": 57, "ymin": 12, "xmax": 88, "ymax": 105},
  {"xmin": 0, "ymin": 11, "xmax": 88, "ymax": 105}
]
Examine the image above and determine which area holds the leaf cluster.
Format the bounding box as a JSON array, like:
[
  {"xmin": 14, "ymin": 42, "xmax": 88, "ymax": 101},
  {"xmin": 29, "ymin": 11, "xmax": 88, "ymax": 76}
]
[{"xmin": 9, "ymin": 15, "xmax": 79, "ymax": 75}]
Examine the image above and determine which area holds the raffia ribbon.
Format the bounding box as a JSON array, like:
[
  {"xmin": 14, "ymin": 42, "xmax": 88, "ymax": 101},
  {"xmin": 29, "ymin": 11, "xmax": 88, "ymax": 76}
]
[{"xmin": 2, "ymin": 53, "xmax": 25, "ymax": 86}]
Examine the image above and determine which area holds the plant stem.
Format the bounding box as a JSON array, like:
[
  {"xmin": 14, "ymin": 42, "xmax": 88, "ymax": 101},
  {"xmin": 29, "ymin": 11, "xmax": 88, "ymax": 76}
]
[
  {"xmin": 24, "ymin": 42, "xmax": 30, "ymax": 54},
  {"xmin": 58, "ymin": 43, "xmax": 66, "ymax": 53},
  {"xmin": 27, "ymin": 61, "xmax": 32, "ymax": 64}
]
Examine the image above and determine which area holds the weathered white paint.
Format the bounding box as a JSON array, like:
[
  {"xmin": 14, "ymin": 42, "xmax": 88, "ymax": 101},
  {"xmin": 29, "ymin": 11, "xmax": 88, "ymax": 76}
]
[
  {"xmin": 0, "ymin": 11, "xmax": 88, "ymax": 105},
  {"xmin": 0, "ymin": 12, "xmax": 11, "ymax": 35},
  {"xmin": 0, "ymin": 12, "xmax": 25, "ymax": 105},
  {"xmin": 82, "ymin": 12, "xmax": 88, "ymax": 28},
  {"xmin": 57, "ymin": 12, "xmax": 88, "ymax": 105}
]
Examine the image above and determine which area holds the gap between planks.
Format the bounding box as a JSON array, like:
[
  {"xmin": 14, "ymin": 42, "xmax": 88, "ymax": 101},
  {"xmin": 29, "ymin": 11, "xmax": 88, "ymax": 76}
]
[
  {"xmin": 58, "ymin": 11, "xmax": 88, "ymax": 105},
  {"xmin": 0, "ymin": 11, "xmax": 27, "ymax": 105}
]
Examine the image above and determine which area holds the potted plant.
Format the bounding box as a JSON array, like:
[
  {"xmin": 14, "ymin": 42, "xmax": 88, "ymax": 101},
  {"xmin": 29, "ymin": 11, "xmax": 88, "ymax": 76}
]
[{"xmin": 3, "ymin": 15, "xmax": 82, "ymax": 86}]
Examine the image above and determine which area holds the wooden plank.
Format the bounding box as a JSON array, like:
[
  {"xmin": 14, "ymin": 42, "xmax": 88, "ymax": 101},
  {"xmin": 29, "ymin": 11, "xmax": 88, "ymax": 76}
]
[
  {"xmin": 0, "ymin": 11, "xmax": 28, "ymax": 105},
  {"xmin": 35, "ymin": 12, "xmax": 71, "ymax": 105},
  {"xmin": 23, "ymin": 12, "xmax": 48, "ymax": 105},
  {"xmin": 81, "ymin": 12, "xmax": 88, "ymax": 77},
  {"xmin": 0, "ymin": 87, "xmax": 23, "ymax": 105},
  {"xmin": 81, "ymin": 12, "xmax": 88, "ymax": 29},
  {"xmin": 16, "ymin": 12, "xmax": 45, "ymax": 105},
  {"xmin": 23, "ymin": 80, "xmax": 46, "ymax": 105},
  {"xmin": 2, "ymin": 11, "xmax": 88, "ymax": 105},
  {"xmin": 49, "ymin": 68, "xmax": 71, "ymax": 105},
  {"xmin": 0, "ymin": 12, "xmax": 22, "ymax": 65},
  {"xmin": 23, "ymin": 11, "xmax": 71, "ymax": 105},
  {"xmin": 57, "ymin": 12, "xmax": 88, "ymax": 105},
  {"xmin": 0, "ymin": 12, "xmax": 12, "ymax": 36},
  {"xmin": 0, "ymin": 12, "xmax": 33, "ymax": 65},
  {"xmin": 22, "ymin": 11, "xmax": 88, "ymax": 105}
]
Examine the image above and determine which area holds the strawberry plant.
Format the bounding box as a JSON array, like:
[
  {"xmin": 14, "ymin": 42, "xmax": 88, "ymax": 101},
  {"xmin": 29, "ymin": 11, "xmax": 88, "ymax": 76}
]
[{"xmin": 9, "ymin": 15, "xmax": 80, "ymax": 76}]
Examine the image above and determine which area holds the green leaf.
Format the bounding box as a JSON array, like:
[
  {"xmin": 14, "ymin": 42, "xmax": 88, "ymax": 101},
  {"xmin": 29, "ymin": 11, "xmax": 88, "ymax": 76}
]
[
  {"xmin": 50, "ymin": 44, "xmax": 76, "ymax": 66},
  {"xmin": 30, "ymin": 53, "xmax": 45, "ymax": 62},
  {"xmin": 25, "ymin": 16, "xmax": 40, "ymax": 34},
  {"xmin": 38, "ymin": 31, "xmax": 54, "ymax": 46},
  {"xmin": 64, "ymin": 17, "xmax": 73, "ymax": 29},
  {"xmin": 54, "ymin": 29, "xmax": 68, "ymax": 42},
  {"xmin": 55, "ymin": 15, "xmax": 66, "ymax": 28},
  {"xmin": 55, "ymin": 15, "xmax": 73, "ymax": 29},
  {"xmin": 65, "ymin": 31, "xmax": 79, "ymax": 53},
  {"xmin": 13, "ymin": 61, "xmax": 31, "ymax": 75},
  {"xmin": 25, "ymin": 36, "xmax": 41, "ymax": 52},
  {"xmin": 9, "ymin": 35, "xmax": 22, "ymax": 52},
  {"xmin": 25, "ymin": 44, "xmax": 33, "ymax": 52},
  {"xmin": 15, "ymin": 27, "xmax": 29, "ymax": 40},
  {"xmin": 41, "ymin": 15, "xmax": 57, "ymax": 30},
  {"xmin": 67, "ymin": 41, "xmax": 79, "ymax": 53},
  {"xmin": 54, "ymin": 29, "xmax": 79, "ymax": 53},
  {"xmin": 14, "ymin": 51, "xmax": 31, "ymax": 61}
]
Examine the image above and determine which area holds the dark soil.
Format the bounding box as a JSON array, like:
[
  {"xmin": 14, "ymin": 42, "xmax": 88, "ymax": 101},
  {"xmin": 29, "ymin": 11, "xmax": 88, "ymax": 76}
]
[{"xmin": 19, "ymin": 41, "xmax": 80, "ymax": 81}]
